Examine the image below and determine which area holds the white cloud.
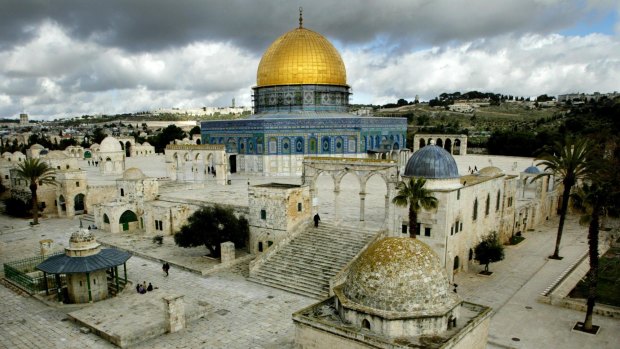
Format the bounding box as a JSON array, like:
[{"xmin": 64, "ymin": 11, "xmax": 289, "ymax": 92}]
[{"xmin": 344, "ymin": 32, "xmax": 620, "ymax": 104}]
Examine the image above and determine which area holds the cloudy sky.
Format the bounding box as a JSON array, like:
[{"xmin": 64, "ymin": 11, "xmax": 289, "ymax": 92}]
[{"xmin": 1, "ymin": 0, "xmax": 619, "ymax": 120}]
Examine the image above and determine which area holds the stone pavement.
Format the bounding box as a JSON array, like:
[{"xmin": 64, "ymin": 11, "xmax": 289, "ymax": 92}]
[
  {"xmin": 2, "ymin": 211, "xmax": 620, "ymax": 348},
  {"xmin": 455, "ymin": 215, "xmax": 620, "ymax": 349}
]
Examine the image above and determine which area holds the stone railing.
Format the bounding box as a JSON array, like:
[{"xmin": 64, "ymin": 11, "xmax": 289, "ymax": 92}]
[
  {"xmin": 248, "ymin": 218, "xmax": 311, "ymax": 275},
  {"xmin": 328, "ymin": 229, "xmax": 387, "ymax": 296}
]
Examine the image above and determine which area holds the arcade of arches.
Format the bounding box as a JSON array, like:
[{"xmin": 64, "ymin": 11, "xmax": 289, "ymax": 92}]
[
  {"xmin": 413, "ymin": 134, "xmax": 467, "ymax": 155},
  {"xmin": 303, "ymin": 157, "xmax": 400, "ymax": 233}
]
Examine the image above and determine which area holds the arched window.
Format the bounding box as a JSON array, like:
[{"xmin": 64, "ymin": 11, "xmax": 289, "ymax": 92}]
[
  {"xmin": 485, "ymin": 194, "xmax": 490, "ymax": 216},
  {"xmin": 361, "ymin": 319, "xmax": 371, "ymax": 330},
  {"xmin": 453, "ymin": 256, "xmax": 460, "ymax": 270},
  {"xmin": 321, "ymin": 136, "xmax": 331, "ymax": 153},
  {"xmin": 268, "ymin": 137, "xmax": 277, "ymax": 154},
  {"xmin": 282, "ymin": 137, "xmax": 291, "ymax": 155},
  {"xmin": 473, "ymin": 199, "xmax": 478, "ymax": 220},
  {"xmin": 295, "ymin": 137, "xmax": 304, "ymax": 154},
  {"xmin": 496, "ymin": 191, "xmax": 501, "ymax": 212}
]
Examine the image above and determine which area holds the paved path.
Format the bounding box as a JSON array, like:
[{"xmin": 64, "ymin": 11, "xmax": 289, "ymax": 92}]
[{"xmin": 455, "ymin": 215, "xmax": 619, "ymax": 349}]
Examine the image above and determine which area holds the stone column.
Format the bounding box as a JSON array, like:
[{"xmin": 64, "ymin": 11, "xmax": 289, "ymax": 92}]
[
  {"xmin": 359, "ymin": 192, "xmax": 366, "ymax": 221},
  {"xmin": 220, "ymin": 241, "xmax": 235, "ymax": 264},
  {"xmin": 334, "ymin": 185, "xmax": 341, "ymax": 223},
  {"xmin": 164, "ymin": 294, "xmax": 186, "ymax": 333},
  {"xmin": 39, "ymin": 239, "xmax": 53, "ymax": 256}
]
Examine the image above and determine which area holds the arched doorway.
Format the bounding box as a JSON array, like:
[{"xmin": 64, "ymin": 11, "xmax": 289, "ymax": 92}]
[
  {"xmin": 119, "ymin": 210, "xmax": 138, "ymax": 231},
  {"xmin": 74, "ymin": 193, "xmax": 85, "ymax": 213},
  {"xmin": 453, "ymin": 256, "xmax": 460, "ymax": 271},
  {"xmin": 58, "ymin": 195, "xmax": 66, "ymax": 212},
  {"xmin": 419, "ymin": 138, "xmax": 426, "ymax": 149},
  {"xmin": 436, "ymin": 138, "xmax": 443, "ymax": 147},
  {"xmin": 229, "ymin": 155, "xmax": 237, "ymax": 173},
  {"xmin": 125, "ymin": 141, "xmax": 132, "ymax": 157}
]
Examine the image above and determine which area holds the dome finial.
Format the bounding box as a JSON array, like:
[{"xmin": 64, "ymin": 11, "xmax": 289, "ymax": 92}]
[{"xmin": 299, "ymin": 7, "xmax": 303, "ymax": 28}]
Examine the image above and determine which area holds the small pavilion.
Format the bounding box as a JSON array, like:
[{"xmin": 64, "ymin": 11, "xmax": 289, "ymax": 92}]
[{"xmin": 37, "ymin": 229, "xmax": 131, "ymax": 303}]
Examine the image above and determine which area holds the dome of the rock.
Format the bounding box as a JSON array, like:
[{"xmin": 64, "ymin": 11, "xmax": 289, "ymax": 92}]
[{"xmin": 257, "ymin": 27, "xmax": 347, "ymax": 87}]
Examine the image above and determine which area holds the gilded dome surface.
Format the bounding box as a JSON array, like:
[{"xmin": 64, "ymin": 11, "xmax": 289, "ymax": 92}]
[
  {"xmin": 343, "ymin": 237, "xmax": 459, "ymax": 314},
  {"xmin": 257, "ymin": 27, "xmax": 347, "ymax": 87}
]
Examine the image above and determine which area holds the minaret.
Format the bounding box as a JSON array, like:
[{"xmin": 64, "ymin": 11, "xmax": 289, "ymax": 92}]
[{"xmin": 19, "ymin": 113, "xmax": 28, "ymax": 125}]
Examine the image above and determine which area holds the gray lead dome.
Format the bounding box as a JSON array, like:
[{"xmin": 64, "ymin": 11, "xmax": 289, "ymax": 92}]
[{"xmin": 404, "ymin": 144, "xmax": 459, "ymax": 179}]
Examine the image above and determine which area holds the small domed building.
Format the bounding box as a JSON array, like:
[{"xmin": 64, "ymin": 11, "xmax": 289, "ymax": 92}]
[
  {"xmin": 37, "ymin": 229, "xmax": 131, "ymax": 303},
  {"xmin": 98, "ymin": 136, "xmax": 125, "ymax": 175},
  {"xmin": 293, "ymin": 237, "xmax": 491, "ymax": 348}
]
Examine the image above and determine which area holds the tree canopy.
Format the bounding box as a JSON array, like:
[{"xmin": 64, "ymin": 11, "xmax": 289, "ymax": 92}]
[
  {"xmin": 474, "ymin": 232, "xmax": 504, "ymax": 273},
  {"xmin": 392, "ymin": 177, "xmax": 438, "ymax": 237},
  {"xmin": 152, "ymin": 124, "xmax": 187, "ymax": 152},
  {"xmin": 174, "ymin": 205, "xmax": 248, "ymax": 258}
]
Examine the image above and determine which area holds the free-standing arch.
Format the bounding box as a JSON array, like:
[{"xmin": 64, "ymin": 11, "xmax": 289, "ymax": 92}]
[
  {"xmin": 303, "ymin": 157, "xmax": 399, "ymax": 234},
  {"xmin": 444, "ymin": 138, "xmax": 452, "ymax": 153}
]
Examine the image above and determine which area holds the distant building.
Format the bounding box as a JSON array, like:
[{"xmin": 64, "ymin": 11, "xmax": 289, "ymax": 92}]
[{"xmin": 19, "ymin": 113, "xmax": 28, "ymax": 125}]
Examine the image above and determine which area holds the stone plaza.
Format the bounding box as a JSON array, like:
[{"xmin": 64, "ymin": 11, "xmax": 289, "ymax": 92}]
[{"xmin": 1, "ymin": 166, "xmax": 619, "ymax": 348}]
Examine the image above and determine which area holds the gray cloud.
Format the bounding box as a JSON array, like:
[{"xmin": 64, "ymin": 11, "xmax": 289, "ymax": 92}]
[
  {"xmin": 0, "ymin": 0, "xmax": 611, "ymax": 54},
  {"xmin": 0, "ymin": 0, "xmax": 618, "ymax": 119}
]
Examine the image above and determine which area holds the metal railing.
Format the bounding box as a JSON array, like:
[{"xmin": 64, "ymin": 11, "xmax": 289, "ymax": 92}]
[{"xmin": 3, "ymin": 252, "xmax": 65, "ymax": 294}]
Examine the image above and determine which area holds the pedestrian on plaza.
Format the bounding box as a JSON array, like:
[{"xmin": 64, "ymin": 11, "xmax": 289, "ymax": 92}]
[
  {"xmin": 147, "ymin": 282, "xmax": 153, "ymax": 292},
  {"xmin": 313, "ymin": 213, "xmax": 321, "ymax": 228},
  {"xmin": 162, "ymin": 262, "xmax": 170, "ymax": 276},
  {"xmin": 212, "ymin": 169, "xmax": 216, "ymax": 177}
]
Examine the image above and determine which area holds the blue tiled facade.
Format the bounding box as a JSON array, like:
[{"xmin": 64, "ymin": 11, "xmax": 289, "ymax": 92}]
[{"xmin": 201, "ymin": 114, "xmax": 407, "ymax": 156}]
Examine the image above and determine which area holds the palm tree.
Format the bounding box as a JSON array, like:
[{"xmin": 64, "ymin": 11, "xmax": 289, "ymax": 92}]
[
  {"xmin": 14, "ymin": 158, "xmax": 57, "ymax": 225},
  {"xmin": 535, "ymin": 139, "xmax": 592, "ymax": 259},
  {"xmin": 570, "ymin": 183, "xmax": 606, "ymax": 331},
  {"xmin": 392, "ymin": 177, "xmax": 438, "ymax": 238}
]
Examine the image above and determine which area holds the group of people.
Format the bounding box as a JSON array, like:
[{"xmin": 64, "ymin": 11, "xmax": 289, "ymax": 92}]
[
  {"xmin": 136, "ymin": 281, "xmax": 154, "ymax": 294},
  {"xmin": 87, "ymin": 160, "xmax": 99, "ymax": 166},
  {"xmin": 467, "ymin": 166, "xmax": 478, "ymax": 174},
  {"xmin": 207, "ymin": 166, "xmax": 217, "ymax": 177}
]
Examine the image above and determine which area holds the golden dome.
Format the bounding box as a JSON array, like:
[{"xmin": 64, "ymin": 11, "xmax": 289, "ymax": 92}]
[{"xmin": 257, "ymin": 27, "xmax": 347, "ymax": 87}]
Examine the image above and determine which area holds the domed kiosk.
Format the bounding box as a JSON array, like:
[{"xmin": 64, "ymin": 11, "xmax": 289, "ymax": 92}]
[
  {"xmin": 98, "ymin": 136, "xmax": 125, "ymax": 175},
  {"xmin": 37, "ymin": 229, "xmax": 131, "ymax": 303},
  {"xmin": 201, "ymin": 11, "xmax": 406, "ymax": 175},
  {"xmin": 293, "ymin": 237, "xmax": 491, "ymax": 348}
]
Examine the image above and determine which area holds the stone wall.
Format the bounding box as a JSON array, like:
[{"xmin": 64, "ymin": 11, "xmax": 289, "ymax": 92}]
[
  {"xmin": 294, "ymin": 323, "xmax": 371, "ymax": 349},
  {"xmin": 67, "ymin": 270, "xmax": 109, "ymax": 304}
]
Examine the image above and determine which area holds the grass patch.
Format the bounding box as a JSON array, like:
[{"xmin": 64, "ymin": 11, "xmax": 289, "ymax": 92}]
[{"xmin": 569, "ymin": 246, "xmax": 620, "ymax": 307}]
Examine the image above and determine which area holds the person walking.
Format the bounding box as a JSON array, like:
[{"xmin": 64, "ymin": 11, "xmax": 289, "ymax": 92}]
[
  {"xmin": 313, "ymin": 213, "xmax": 321, "ymax": 228},
  {"xmin": 162, "ymin": 262, "xmax": 170, "ymax": 276}
]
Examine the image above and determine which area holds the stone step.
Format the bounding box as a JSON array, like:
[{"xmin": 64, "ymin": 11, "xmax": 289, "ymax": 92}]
[
  {"xmin": 251, "ymin": 269, "xmax": 331, "ymax": 290},
  {"xmin": 257, "ymin": 260, "xmax": 342, "ymax": 279},
  {"xmin": 249, "ymin": 223, "xmax": 378, "ymax": 298},
  {"xmin": 248, "ymin": 276, "xmax": 327, "ymax": 299}
]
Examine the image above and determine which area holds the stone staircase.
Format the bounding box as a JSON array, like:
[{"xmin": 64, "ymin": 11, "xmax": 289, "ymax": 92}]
[
  {"xmin": 81, "ymin": 213, "xmax": 95, "ymax": 226},
  {"xmin": 249, "ymin": 222, "xmax": 377, "ymax": 299}
]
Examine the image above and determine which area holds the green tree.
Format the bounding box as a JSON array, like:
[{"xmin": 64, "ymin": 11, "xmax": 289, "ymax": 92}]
[
  {"xmin": 174, "ymin": 205, "xmax": 248, "ymax": 258},
  {"xmin": 474, "ymin": 232, "xmax": 505, "ymax": 273},
  {"xmin": 153, "ymin": 125, "xmax": 186, "ymax": 153},
  {"xmin": 570, "ymin": 155, "xmax": 620, "ymax": 331},
  {"xmin": 189, "ymin": 125, "xmax": 201, "ymax": 136},
  {"xmin": 392, "ymin": 178, "xmax": 438, "ymax": 238},
  {"xmin": 13, "ymin": 158, "xmax": 57, "ymax": 225},
  {"xmin": 534, "ymin": 139, "xmax": 592, "ymax": 259}
]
